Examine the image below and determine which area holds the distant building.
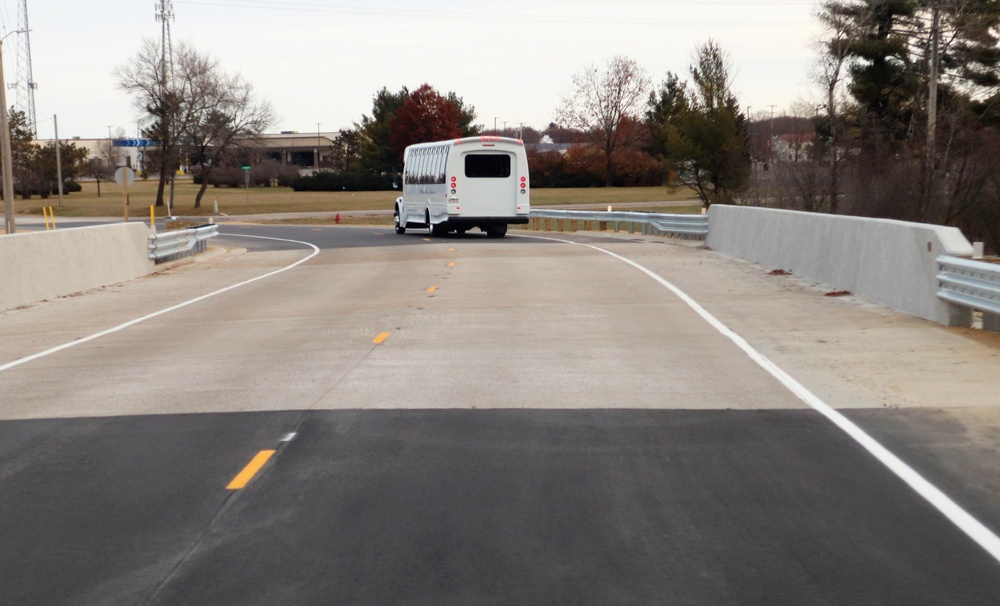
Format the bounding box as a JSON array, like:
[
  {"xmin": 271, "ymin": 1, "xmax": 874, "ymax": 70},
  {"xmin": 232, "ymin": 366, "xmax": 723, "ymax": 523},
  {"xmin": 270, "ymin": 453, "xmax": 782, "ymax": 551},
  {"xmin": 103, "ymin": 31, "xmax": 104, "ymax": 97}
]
[
  {"xmin": 258, "ymin": 131, "xmax": 341, "ymax": 174},
  {"xmin": 33, "ymin": 130, "xmax": 343, "ymax": 176},
  {"xmin": 772, "ymin": 133, "xmax": 814, "ymax": 162}
]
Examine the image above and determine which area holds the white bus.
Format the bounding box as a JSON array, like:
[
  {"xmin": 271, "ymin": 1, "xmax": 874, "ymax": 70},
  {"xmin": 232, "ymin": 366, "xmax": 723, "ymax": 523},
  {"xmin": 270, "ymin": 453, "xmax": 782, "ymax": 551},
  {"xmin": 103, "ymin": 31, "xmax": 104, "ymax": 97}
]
[{"xmin": 394, "ymin": 136, "xmax": 530, "ymax": 238}]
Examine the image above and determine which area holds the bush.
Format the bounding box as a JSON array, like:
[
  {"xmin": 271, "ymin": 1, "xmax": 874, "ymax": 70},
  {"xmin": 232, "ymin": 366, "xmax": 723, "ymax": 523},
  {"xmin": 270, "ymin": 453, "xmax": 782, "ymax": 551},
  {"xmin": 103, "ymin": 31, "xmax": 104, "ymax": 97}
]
[
  {"xmin": 192, "ymin": 161, "xmax": 302, "ymax": 189},
  {"xmin": 52, "ymin": 180, "xmax": 82, "ymax": 194},
  {"xmin": 291, "ymin": 170, "xmax": 396, "ymax": 192},
  {"xmin": 527, "ymin": 146, "xmax": 664, "ymax": 188}
]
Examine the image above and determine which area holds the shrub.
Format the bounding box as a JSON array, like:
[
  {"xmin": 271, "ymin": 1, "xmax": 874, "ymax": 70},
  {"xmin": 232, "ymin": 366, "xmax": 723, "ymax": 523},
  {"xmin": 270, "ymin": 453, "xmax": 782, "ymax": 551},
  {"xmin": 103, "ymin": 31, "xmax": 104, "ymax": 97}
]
[{"xmin": 291, "ymin": 170, "xmax": 396, "ymax": 192}]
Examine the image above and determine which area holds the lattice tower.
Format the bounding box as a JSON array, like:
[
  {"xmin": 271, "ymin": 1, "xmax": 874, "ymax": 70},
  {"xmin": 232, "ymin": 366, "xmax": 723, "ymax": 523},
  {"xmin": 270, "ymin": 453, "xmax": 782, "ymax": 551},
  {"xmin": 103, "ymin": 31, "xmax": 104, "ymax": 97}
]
[
  {"xmin": 11, "ymin": 0, "xmax": 37, "ymax": 137},
  {"xmin": 155, "ymin": 0, "xmax": 174, "ymax": 87}
]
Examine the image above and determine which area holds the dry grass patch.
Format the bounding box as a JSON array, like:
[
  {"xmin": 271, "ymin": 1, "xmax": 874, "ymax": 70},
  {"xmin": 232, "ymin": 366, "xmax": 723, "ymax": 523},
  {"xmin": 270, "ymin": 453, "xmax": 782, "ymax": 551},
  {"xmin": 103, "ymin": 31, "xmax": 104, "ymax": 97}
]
[{"xmin": 16, "ymin": 178, "xmax": 700, "ymax": 219}]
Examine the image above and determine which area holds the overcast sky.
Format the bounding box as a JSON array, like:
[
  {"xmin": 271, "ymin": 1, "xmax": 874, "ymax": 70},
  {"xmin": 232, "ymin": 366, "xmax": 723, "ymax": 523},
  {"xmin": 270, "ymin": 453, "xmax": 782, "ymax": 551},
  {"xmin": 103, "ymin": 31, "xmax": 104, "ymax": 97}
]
[{"xmin": 1, "ymin": 0, "xmax": 824, "ymax": 141}]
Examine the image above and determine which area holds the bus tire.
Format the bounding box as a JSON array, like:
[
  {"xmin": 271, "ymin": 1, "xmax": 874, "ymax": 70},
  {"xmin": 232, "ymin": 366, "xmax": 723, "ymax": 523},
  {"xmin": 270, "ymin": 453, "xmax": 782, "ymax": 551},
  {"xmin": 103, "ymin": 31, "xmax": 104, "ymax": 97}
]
[
  {"xmin": 486, "ymin": 225, "xmax": 507, "ymax": 238},
  {"xmin": 394, "ymin": 206, "xmax": 406, "ymax": 234},
  {"xmin": 427, "ymin": 213, "xmax": 445, "ymax": 237}
]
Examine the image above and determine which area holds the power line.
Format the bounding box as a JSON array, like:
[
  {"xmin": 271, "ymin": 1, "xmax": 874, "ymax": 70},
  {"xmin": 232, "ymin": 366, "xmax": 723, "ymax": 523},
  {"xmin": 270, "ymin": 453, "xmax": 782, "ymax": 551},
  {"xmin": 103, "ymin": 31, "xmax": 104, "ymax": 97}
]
[{"xmin": 172, "ymin": 0, "xmax": 816, "ymax": 26}]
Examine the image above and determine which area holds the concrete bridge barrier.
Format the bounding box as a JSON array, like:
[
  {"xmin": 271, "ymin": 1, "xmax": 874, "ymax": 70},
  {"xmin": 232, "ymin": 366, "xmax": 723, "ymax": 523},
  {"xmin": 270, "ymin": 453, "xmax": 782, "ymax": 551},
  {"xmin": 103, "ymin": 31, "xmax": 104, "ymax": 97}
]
[
  {"xmin": 0, "ymin": 223, "xmax": 154, "ymax": 312},
  {"xmin": 707, "ymin": 205, "xmax": 975, "ymax": 327}
]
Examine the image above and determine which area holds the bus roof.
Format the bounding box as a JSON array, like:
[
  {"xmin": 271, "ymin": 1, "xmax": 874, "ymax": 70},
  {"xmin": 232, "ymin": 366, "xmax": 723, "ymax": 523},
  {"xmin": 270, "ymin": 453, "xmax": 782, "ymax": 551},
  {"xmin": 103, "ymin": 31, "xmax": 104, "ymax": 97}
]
[
  {"xmin": 406, "ymin": 136, "xmax": 524, "ymax": 150},
  {"xmin": 403, "ymin": 136, "xmax": 525, "ymax": 162}
]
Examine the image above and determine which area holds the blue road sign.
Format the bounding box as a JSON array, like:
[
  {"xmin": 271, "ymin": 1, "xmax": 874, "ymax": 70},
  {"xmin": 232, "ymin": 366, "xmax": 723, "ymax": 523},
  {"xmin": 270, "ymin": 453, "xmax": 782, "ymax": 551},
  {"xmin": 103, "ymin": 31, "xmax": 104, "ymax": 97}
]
[{"xmin": 113, "ymin": 138, "xmax": 157, "ymax": 147}]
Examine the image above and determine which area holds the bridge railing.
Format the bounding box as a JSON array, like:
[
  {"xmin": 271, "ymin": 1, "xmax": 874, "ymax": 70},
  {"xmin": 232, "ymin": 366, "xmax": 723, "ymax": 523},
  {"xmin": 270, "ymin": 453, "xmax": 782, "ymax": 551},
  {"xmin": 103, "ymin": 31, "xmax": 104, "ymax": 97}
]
[
  {"xmin": 528, "ymin": 209, "xmax": 708, "ymax": 239},
  {"xmin": 937, "ymin": 255, "xmax": 1000, "ymax": 331},
  {"xmin": 148, "ymin": 224, "xmax": 219, "ymax": 263}
]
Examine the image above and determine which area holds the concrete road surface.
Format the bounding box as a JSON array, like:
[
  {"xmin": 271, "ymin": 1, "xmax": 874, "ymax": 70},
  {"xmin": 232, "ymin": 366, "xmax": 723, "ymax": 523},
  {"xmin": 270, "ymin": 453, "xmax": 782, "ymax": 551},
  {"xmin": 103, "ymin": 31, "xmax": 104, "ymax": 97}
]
[{"xmin": 1, "ymin": 225, "xmax": 998, "ymax": 604}]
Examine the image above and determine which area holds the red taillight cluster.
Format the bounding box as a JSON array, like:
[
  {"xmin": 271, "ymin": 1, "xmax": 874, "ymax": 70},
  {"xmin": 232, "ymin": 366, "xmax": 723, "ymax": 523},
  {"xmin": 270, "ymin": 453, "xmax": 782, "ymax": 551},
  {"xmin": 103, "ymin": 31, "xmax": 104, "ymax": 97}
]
[
  {"xmin": 450, "ymin": 176, "xmax": 457, "ymax": 195},
  {"xmin": 520, "ymin": 176, "xmax": 527, "ymax": 194}
]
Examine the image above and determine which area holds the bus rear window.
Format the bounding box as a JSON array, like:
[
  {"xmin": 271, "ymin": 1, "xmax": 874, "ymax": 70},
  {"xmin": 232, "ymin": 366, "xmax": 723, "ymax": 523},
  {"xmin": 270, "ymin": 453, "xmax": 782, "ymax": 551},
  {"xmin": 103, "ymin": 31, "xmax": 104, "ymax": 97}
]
[{"xmin": 465, "ymin": 154, "xmax": 511, "ymax": 178}]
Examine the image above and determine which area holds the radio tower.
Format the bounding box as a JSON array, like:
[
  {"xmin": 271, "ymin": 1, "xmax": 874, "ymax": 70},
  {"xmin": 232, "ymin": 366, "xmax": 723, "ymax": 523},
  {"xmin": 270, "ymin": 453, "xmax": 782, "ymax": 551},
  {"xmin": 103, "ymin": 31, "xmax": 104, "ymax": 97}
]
[
  {"xmin": 11, "ymin": 0, "xmax": 38, "ymax": 137},
  {"xmin": 155, "ymin": 0, "xmax": 174, "ymax": 86}
]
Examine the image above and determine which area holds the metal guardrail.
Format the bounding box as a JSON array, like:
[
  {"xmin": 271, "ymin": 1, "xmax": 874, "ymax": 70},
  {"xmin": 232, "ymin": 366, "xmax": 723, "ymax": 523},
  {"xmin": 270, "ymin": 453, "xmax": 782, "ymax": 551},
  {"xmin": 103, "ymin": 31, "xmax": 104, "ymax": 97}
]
[
  {"xmin": 936, "ymin": 255, "xmax": 1000, "ymax": 316},
  {"xmin": 148, "ymin": 224, "xmax": 219, "ymax": 263},
  {"xmin": 529, "ymin": 209, "xmax": 708, "ymax": 238}
]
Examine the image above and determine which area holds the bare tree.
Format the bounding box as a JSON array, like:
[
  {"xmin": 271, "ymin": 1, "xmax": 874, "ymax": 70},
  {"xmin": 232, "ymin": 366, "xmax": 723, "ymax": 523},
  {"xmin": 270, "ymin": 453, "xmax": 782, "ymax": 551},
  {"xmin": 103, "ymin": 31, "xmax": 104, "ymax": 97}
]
[
  {"xmin": 556, "ymin": 55, "xmax": 651, "ymax": 186},
  {"xmin": 186, "ymin": 70, "xmax": 274, "ymax": 208},
  {"xmin": 115, "ymin": 40, "xmax": 273, "ymax": 209},
  {"xmin": 114, "ymin": 39, "xmax": 175, "ymax": 206}
]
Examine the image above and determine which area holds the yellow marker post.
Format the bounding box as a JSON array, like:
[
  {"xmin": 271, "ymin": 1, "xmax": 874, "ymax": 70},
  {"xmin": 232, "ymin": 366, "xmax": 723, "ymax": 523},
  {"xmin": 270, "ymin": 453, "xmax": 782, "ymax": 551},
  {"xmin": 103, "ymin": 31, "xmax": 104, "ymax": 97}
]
[
  {"xmin": 42, "ymin": 206, "xmax": 50, "ymax": 230},
  {"xmin": 150, "ymin": 206, "xmax": 156, "ymax": 233},
  {"xmin": 226, "ymin": 450, "xmax": 276, "ymax": 490},
  {"xmin": 48, "ymin": 208, "xmax": 56, "ymax": 230}
]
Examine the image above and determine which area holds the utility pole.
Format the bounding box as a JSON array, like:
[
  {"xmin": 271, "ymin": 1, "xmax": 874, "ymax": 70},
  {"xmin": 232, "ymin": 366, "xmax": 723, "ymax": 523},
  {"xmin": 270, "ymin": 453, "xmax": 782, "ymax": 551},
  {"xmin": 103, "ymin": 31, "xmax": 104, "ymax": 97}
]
[
  {"xmin": 768, "ymin": 104, "xmax": 777, "ymax": 166},
  {"xmin": 927, "ymin": 6, "xmax": 940, "ymax": 175},
  {"xmin": 315, "ymin": 122, "xmax": 322, "ymax": 169},
  {"xmin": 54, "ymin": 114, "xmax": 64, "ymax": 208},
  {"xmin": 1, "ymin": 33, "xmax": 21, "ymax": 235},
  {"xmin": 156, "ymin": 0, "xmax": 177, "ymax": 215}
]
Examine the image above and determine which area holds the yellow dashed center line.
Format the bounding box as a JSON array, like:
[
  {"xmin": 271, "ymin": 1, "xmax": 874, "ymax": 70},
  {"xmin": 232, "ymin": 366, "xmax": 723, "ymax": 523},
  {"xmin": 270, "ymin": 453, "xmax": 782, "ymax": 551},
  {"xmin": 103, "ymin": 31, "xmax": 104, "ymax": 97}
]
[
  {"xmin": 427, "ymin": 286, "xmax": 438, "ymax": 293},
  {"xmin": 226, "ymin": 450, "xmax": 276, "ymax": 490},
  {"xmin": 373, "ymin": 332, "xmax": 391, "ymax": 345},
  {"xmin": 448, "ymin": 262, "xmax": 456, "ymax": 268}
]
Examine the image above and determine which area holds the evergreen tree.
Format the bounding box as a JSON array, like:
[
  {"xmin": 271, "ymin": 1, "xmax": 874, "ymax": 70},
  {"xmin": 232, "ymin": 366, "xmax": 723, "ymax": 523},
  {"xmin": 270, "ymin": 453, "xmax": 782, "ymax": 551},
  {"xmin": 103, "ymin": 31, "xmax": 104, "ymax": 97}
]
[{"xmin": 651, "ymin": 41, "xmax": 750, "ymax": 207}]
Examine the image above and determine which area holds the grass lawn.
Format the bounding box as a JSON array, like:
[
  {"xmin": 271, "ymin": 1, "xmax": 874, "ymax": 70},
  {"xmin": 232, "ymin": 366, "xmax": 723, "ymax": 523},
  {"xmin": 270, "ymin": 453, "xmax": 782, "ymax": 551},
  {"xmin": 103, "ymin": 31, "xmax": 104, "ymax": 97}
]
[{"xmin": 14, "ymin": 177, "xmax": 701, "ymax": 220}]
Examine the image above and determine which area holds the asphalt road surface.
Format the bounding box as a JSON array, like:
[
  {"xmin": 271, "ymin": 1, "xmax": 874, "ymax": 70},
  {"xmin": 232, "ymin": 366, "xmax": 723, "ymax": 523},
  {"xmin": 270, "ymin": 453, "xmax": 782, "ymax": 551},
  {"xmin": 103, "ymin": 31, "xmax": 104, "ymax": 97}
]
[{"xmin": 1, "ymin": 224, "xmax": 998, "ymax": 605}]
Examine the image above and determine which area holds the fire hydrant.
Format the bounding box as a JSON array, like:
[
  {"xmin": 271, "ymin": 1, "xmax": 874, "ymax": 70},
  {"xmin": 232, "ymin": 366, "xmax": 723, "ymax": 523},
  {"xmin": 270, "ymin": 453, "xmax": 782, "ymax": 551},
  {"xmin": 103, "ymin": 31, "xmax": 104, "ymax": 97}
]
[{"xmin": 334, "ymin": 213, "xmax": 341, "ymax": 224}]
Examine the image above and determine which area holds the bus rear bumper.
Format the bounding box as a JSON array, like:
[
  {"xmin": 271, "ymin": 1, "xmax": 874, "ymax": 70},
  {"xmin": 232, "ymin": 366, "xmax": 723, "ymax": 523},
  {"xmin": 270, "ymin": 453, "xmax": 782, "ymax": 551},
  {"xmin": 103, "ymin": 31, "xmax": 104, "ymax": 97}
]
[{"xmin": 443, "ymin": 216, "xmax": 529, "ymax": 228}]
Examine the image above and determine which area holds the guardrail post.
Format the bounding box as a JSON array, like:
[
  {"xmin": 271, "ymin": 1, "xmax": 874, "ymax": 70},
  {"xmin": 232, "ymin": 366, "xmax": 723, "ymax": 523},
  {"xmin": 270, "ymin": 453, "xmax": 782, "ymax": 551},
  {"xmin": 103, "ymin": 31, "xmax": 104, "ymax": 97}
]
[{"xmin": 985, "ymin": 313, "xmax": 1000, "ymax": 333}]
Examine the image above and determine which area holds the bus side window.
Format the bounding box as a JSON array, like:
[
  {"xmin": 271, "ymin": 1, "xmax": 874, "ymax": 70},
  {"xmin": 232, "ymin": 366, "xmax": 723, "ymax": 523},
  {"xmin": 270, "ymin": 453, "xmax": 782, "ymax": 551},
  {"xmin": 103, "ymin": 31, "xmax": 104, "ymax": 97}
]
[
  {"xmin": 418, "ymin": 149, "xmax": 428, "ymax": 184},
  {"xmin": 436, "ymin": 147, "xmax": 446, "ymax": 184}
]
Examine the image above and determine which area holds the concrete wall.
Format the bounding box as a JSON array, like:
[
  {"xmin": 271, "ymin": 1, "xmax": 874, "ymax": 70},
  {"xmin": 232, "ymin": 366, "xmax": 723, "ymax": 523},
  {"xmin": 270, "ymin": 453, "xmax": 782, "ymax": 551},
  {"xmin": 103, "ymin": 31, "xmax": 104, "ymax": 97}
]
[
  {"xmin": 706, "ymin": 205, "xmax": 974, "ymax": 326},
  {"xmin": 0, "ymin": 223, "xmax": 154, "ymax": 312}
]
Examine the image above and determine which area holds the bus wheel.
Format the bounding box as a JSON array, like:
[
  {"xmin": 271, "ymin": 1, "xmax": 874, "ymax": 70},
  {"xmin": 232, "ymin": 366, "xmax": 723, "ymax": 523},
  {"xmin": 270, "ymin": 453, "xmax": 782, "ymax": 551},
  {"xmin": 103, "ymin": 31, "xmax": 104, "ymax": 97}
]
[
  {"xmin": 428, "ymin": 214, "xmax": 447, "ymax": 237},
  {"xmin": 394, "ymin": 206, "xmax": 406, "ymax": 234},
  {"xmin": 486, "ymin": 225, "xmax": 507, "ymax": 238}
]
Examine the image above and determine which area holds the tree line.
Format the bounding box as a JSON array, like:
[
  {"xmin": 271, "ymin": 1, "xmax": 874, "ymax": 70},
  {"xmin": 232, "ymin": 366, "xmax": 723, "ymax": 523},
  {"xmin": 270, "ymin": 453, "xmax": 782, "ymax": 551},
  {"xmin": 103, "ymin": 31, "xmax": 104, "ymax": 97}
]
[
  {"xmin": 14, "ymin": 5, "xmax": 998, "ymax": 252},
  {"xmin": 2, "ymin": 108, "xmax": 91, "ymax": 203},
  {"xmin": 759, "ymin": 0, "xmax": 1000, "ymax": 252},
  {"xmin": 311, "ymin": 43, "xmax": 749, "ymax": 205}
]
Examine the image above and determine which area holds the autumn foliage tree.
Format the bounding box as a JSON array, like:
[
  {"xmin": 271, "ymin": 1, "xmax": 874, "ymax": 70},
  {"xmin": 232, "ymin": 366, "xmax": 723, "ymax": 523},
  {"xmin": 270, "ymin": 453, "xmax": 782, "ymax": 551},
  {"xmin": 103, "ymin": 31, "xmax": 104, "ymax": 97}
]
[
  {"xmin": 355, "ymin": 84, "xmax": 477, "ymax": 180},
  {"xmin": 389, "ymin": 84, "xmax": 466, "ymax": 157}
]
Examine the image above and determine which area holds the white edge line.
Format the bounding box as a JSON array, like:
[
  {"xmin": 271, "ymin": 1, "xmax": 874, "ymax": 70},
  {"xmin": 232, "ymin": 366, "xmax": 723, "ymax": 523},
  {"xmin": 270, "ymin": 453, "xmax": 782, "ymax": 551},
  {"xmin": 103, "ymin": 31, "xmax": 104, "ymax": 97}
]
[
  {"xmin": 0, "ymin": 233, "xmax": 320, "ymax": 374},
  {"xmin": 522, "ymin": 233, "xmax": 1000, "ymax": 565}
]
